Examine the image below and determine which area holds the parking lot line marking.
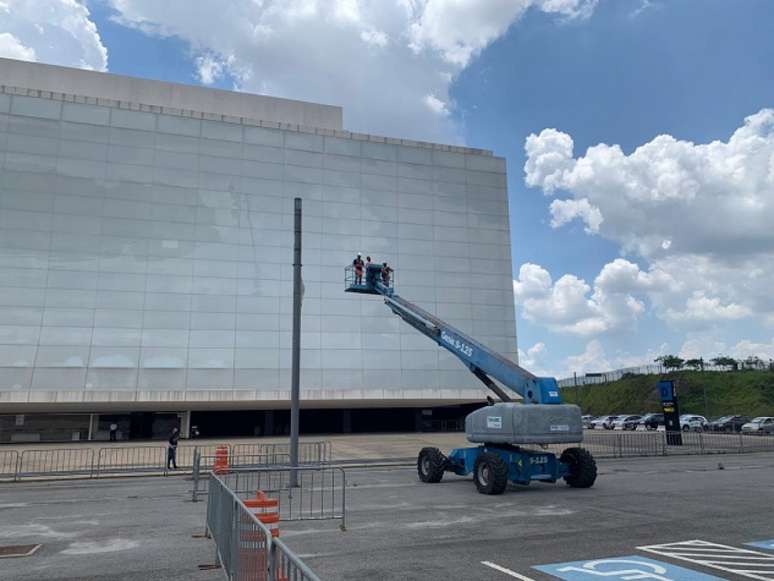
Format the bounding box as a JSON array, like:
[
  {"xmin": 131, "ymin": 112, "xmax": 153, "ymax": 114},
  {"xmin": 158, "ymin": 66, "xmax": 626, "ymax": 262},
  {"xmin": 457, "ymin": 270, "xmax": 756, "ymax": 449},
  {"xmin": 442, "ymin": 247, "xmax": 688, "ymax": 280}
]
[
  {"xmin": 638, "ymin": 539, "xmax": 774, "ymax": 581},
  {"xmin": 481, "ymin": 560, "xmax": 537, "ymax": 581}
]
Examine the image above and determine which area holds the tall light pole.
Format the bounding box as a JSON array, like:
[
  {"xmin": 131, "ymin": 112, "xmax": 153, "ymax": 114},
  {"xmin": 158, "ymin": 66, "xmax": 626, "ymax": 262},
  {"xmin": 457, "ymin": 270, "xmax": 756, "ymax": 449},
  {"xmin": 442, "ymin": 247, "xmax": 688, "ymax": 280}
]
[{"xmin": 290, "ymin": 197, "xmax": 302, "ymax": 487}]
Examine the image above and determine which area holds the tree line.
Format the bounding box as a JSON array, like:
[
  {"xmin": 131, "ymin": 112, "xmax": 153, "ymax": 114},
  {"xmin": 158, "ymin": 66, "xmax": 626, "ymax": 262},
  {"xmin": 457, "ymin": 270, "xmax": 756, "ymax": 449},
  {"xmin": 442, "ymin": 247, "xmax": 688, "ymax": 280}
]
[{"xmin": 654, "ymin": 355, "xmax": 774, "ymax": 372}]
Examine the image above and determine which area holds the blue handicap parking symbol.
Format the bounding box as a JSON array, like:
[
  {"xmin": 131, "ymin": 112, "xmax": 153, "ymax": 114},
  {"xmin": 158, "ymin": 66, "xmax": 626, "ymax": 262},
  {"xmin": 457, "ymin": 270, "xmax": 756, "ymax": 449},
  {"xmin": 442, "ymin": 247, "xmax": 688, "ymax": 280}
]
[
  {"xmin": 534, "ymin": 555, "xmax": 724, "ymax": 581},
  {"xmin": 747, "ymin": 539, "xmax": 774, "ymax": 550}
]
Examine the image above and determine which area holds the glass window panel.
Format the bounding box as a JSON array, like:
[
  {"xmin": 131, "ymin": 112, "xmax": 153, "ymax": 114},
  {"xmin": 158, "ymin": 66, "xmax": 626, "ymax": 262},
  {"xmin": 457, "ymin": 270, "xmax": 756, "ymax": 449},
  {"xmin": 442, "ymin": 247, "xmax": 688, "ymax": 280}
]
[
  {"xmin": 286, "ymin": 149, "xmax": 322, "ymax": 168},
  {"xmin": 39, "ymin": 326, "xmax": 92, "ymax": 346},
  {"xmin": 11, "ymin": 96, "xmax": 61, "ymax": 119},
  {"xmin": 285, "ymin": 132, "xmax": 323, "ymax": 152},
  {"xmin": 362, "ymin": 141, "xmax": 396, "ymax": 161},
  {"xmin": 199, "ymin": 138, "xmax": 241, "ymax": 158},
  {"xmin": 143, "ymin": 311, "xmax": 189, "ymax": 329},
  {"xmin": 141, "ymin": 330, "xmax": 189, "ymax": 348},
  {"xmin": 189, "ymin": 330, "xmax": 234, "ymax": 348},
  {"xmin": 432, "ymin": 150, "xmax": 466, "ymax": 168},
  {"xmin": 89, "ymin": 347, "xmax": 139, "ymax": 368},
  {"xmin": 324, "ymin": 136, "xmax": 360, "ymax": 157},
  {"xmin": 157, "ymin": 115, "xmax": 201, "ymax": 137},
  {"xmin": 244, "ymin": 126, "xmax": 283, "ymax": 147},
  {"xmin": 202, "ymin": 120, "xmax": 242, "ymax": 142},
  {"xmin": 31, "ymin": 368, "xmax": 86, "ymax": 390},
  {"xmin": 0, "ymin": 324, "xmax": 39, "ymax": 345},
  {"xmin": 110, "ymin": 109, "xmax": 156, "ymax": 131},
  {"xmin": 35, "ymin": 346, "xmax": 89, "ymax": 367},
  {"xmin": 188, "ymin": 348, "xmax": 234, "ymax": 368},
  {"xmin": 92, "ymin": 328, "xmax": 142, "ymax": 347},
  {"xmin": 62, "ymin": 103, "xmax": 110, "ymax": 126},
  {"xmin": 0, "ymin": 344, "xmax": 36, "ymax": 366},
  {"xmin": 94, "ymin": 309, "xmax": 142, "ymax": 329}
]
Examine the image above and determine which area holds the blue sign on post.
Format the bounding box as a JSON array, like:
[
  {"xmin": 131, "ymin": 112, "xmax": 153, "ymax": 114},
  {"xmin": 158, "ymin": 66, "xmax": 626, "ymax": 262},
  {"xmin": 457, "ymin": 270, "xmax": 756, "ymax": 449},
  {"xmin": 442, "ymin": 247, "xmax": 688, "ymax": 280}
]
[
  {"xmin": 534, "ymin": 555, "xmax": 724, "ymax": 581},
  {"xmin": 747, "ymin": 539, "xmax": 774, "ymax": 550}
]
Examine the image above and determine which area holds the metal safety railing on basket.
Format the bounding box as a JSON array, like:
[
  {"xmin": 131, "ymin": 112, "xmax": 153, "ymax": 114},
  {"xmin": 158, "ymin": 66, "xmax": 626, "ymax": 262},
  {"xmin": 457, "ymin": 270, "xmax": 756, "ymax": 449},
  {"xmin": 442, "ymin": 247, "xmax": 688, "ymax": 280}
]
[{"xmin": 206, "ymin": 472, "xmax": 322, "ymax": 581}]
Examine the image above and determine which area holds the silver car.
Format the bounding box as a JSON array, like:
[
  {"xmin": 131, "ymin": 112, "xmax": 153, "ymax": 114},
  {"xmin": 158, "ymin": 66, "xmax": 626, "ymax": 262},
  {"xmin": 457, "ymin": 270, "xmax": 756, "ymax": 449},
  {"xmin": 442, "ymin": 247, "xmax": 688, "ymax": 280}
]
[
  {"xmin": 741, "ymin": 417, "xmax": 774, "ymax": 435},
  {"xmin": 679, "ymin": 414, "xmax": 708, "ymax": 432}
]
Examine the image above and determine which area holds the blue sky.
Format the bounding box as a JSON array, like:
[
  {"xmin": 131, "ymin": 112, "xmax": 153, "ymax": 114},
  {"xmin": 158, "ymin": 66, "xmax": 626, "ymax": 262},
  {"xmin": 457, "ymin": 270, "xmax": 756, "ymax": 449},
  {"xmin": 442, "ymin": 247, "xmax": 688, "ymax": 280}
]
[{"xmin": 3, "ymin": 0, "xmax": 774, "ymax": 377}]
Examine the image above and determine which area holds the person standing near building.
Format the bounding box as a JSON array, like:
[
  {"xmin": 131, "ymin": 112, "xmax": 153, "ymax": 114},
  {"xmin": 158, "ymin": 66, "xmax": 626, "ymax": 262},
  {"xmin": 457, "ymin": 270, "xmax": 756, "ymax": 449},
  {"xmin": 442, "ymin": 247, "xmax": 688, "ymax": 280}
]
[
  {"xmin": 353, "ymin": 253, "xmax": 364, "ymax": 285},
  {"xmin": 109, "ymin": 423, "xmax": 118, "ymax": 441},
  {"xmin": 167, "ymin": 427, "xmax": 180, "ymax": 470}
]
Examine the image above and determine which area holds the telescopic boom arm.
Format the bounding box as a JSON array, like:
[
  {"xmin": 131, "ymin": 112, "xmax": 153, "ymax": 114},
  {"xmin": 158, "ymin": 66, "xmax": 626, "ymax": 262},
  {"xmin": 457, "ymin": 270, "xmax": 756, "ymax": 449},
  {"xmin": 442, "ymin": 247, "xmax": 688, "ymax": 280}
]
[{"xmin": 346, "ymin": 263, "xmax": 562, "ymax": 405}]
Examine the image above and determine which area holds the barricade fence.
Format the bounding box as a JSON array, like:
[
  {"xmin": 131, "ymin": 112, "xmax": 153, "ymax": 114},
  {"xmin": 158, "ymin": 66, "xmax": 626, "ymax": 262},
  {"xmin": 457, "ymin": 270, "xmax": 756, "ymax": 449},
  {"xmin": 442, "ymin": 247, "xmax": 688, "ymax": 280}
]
[
  {"xmin": 192, "ymin": 453, "xmax": 292, "ymax": 502},
  {"xmin": 223, "ymin": 466, "xmax": 347, "ymax": 530},
  {"xmin": 206, "ymin": 472, "xmax": 321, "ymax": 581},
  {"xmin": 1, "ymin": 440, "xmax": 332, "ymax": 481},
  {"xmin": 0, "ymin": 450, "xmax": 18, "ymax": 482}
]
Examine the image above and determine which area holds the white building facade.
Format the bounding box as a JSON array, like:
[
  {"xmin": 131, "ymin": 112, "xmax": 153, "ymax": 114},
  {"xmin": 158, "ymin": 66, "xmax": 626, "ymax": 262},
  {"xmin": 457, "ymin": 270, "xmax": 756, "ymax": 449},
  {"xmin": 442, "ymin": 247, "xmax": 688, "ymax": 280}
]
[{"xmin": 0, "ymin": 59, "xmax": 516, "ymax": 440}]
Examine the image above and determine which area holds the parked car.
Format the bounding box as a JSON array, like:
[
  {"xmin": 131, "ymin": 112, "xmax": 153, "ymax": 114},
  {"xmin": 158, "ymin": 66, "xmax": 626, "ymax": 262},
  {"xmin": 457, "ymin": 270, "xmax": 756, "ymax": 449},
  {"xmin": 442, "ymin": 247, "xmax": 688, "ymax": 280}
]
[
  {"xmin": 638, "ymin": 413, "xmax": 664, "ymax": 431},
  {"xmin": 603, "ymin": 415, "xmax": 624, "ymax": 430},
  {"xmin": 741, "ymin": 417, "xmax": 774, "ymax": 435},
  {"xmin": 613, "ymin": 415, "xmax": 642, "ymax": 430},
  {"xmin": 679, "ymin": 414, "xmax": 709, "ymax": 432},
  {"xmin": 591, "ymin": 415, "xmax": 617, "ymax": 430},
  {"xmin": 709, "ymin": 415, "xmax": 751, "ymax": 432},
  {"xmin": 582, "ymin": 415, "xmax": 597, "ymax": 429}
]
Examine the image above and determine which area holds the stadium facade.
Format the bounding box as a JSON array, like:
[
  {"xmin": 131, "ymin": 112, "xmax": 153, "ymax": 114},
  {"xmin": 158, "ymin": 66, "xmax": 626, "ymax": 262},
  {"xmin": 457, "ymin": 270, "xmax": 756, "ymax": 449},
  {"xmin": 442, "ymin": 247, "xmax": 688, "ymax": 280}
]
[{"xmin": 0, "ymin": 58, "xmax": 516, "ymax": 441}]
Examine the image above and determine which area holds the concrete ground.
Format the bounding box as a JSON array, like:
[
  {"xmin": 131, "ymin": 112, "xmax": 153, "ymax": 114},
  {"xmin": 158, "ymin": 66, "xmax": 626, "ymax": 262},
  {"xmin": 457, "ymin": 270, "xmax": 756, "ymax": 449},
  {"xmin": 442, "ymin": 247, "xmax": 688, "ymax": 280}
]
[{"xmin": 1, "ymin": 453, "xmax": 773, "ymax": 580}]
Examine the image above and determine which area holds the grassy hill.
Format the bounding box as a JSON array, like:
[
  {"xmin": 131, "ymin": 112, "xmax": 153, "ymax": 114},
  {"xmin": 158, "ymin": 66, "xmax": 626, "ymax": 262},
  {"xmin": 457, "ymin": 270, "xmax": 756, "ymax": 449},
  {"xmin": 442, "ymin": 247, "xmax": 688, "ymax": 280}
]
[{"xmin": 560, "ymin": 370, "xmax": 774, "ymax": 418}]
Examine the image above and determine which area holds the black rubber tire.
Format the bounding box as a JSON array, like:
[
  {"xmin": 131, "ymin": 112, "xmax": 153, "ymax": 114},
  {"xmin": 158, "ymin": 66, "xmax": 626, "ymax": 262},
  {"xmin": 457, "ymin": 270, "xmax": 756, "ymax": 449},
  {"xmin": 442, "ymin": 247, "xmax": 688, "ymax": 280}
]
[
  {"xmin": 417, "ymin": 447, "xmax": 446, "ymax": 483},
  {"xmin": 560, "ymin": 447, "xmax": 597, "ymax": 489},
  {"xmin": 473, "ymin": 451, "xmax": 509, "ymax": 495},
  {"xmin": 682, "ymin": 424, "xmax": 689, "ymax": 431}
]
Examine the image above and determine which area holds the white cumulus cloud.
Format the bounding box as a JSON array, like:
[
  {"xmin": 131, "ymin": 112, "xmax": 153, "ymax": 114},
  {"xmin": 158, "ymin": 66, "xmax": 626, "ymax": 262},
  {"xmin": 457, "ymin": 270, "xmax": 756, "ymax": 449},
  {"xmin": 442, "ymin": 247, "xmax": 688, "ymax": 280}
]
[
  {"xmin": 0, "ymin": 0, "xmax": 107, "ymax": 70},
  {"xmin": 104, "ymin": 0, "xmax": 598, "ymax": 142},
  {"xmin": 523, "ymin": 108, "xmax": 774, "ymax": 331},
  {"xmin": 0, "ymin": 32, "xmax": 36, "ymax": 61},
  {"xmin": 513, "ymin": 259, "xmax": 672, "ymax": 336}
]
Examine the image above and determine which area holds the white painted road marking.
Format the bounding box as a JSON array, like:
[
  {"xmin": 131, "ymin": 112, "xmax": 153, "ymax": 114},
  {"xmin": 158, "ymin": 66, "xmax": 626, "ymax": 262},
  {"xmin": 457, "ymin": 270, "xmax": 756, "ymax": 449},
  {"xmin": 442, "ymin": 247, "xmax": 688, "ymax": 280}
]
[
  {"xmin": 639, "ymin": 539, "xmax": 774, "ymax": 581},
  {"xmin": 482, "ymin": 560, "xmax": 537, "ymax": 581}
]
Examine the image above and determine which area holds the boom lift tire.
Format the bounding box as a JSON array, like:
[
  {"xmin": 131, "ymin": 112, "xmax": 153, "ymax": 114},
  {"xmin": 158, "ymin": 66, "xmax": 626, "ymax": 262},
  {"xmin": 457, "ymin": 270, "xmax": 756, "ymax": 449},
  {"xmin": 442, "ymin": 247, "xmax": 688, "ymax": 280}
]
[
  {"xmin": 560, "ymin": 447, "xmax": 597, "ymax": 488},
  {"xmin": 473, "ymin": 451, "xmax": 509, "ymax": 495},
  {"xmin": 417, "ymin": 447, "xmax": 447, "ymax": 483}
]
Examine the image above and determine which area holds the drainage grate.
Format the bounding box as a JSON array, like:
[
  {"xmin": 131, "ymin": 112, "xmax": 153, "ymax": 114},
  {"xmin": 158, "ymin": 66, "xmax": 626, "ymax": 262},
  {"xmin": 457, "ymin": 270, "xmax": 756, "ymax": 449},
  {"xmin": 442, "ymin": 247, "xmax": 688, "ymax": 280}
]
[{"xmin": 0, "ymin": 544, "xmax": 42, "ymax": 558}]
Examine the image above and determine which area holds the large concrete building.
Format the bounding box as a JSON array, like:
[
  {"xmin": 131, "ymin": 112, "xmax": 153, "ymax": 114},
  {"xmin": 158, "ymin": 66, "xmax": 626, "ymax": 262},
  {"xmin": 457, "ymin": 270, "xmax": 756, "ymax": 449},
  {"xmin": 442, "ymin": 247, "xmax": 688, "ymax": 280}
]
[{"xmin": 0, "ymin": 58, "xmax": 516, "ymax": 442}]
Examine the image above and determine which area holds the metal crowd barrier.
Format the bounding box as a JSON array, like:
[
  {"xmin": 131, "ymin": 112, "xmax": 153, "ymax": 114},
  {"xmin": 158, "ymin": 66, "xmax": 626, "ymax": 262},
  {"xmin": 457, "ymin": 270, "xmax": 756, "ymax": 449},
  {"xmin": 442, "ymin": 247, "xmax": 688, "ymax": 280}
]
[
  {"xmin": 232, "ymin": 441, "xmax": 332, "ymax": 465},
  {"xmin": 223, "ymin": 466, "xmax": 347, "ymax": 531},
  {"xmin": 0, "ymin": 440, "xmax": 333, "ymax": 482},
  {"xmin": 206, "ymin": 472, "xmax": 322, "ymax": 581},
  {"xmin": 192, "ymin": 452, "xmax": 292, "ymax": 502},
  {"xmin": 16, "ymin": 448, "xmax": 95, "ymax": 479},
  {"xmin": 0, "ymin": 450, "xmax": 19, "ymax": 482}
]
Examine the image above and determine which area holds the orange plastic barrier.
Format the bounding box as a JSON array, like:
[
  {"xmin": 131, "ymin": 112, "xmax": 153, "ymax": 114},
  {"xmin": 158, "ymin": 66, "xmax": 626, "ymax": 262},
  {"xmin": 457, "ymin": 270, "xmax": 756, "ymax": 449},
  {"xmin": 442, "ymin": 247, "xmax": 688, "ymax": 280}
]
[{"xmin": 212, "ymin": 445, "xmax": 229, "ymax": 474}]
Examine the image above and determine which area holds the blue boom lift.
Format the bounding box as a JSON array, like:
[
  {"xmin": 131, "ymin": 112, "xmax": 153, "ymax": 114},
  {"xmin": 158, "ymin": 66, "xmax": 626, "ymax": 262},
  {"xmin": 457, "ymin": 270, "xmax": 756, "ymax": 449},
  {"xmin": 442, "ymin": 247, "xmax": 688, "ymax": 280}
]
[{"xmin": 346, "ymin": 262, "xmax": 597, "ymax": 494}]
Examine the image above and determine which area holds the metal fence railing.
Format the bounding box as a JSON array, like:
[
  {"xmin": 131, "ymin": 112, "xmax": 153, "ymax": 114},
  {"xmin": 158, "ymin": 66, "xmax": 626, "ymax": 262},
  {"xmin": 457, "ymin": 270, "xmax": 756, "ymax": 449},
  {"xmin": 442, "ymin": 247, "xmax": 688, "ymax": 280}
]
[
  {"xmin": 17, "ymin": 448, "xmax": 95, "ymax": 479},
  {"xmin": 232, "ymin": 442, "xmax": 331, "ymax": 465},
  {"xmin": 223, "ymin": 466, "xmax": 347, "ymax": 531},
  {"xmin": 561, "ymin": 430, "xmax": 774, "ymax": 460},
  {"xmin": 0, "ymin": 450, "xmax": 19, "ymax": 482},
  {"xmin": 0, "ymin": 440, "xmax": 333, "ymax": 481},
  {"xmin": 95, "ymin": 446, "xmax": 167, "ymax": 475},
  {"xmin": 192, "ymin": 453, "xmax": 293, "ymax": 502},
  {"xmin": 206, "ymin": 472, "xmax": 321, "ymax": 581}
]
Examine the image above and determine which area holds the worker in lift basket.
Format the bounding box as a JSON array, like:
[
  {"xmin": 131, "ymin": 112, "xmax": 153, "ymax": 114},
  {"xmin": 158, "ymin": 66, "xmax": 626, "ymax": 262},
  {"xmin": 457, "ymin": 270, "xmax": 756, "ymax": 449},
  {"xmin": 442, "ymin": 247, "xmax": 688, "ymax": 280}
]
[
  {"xmin": 381, "ymin": 262, "xmax": 393, "ymax": 286},
  {"xmin": 353, "ymin": 253, "xmax": 364, "ymax": 285}
]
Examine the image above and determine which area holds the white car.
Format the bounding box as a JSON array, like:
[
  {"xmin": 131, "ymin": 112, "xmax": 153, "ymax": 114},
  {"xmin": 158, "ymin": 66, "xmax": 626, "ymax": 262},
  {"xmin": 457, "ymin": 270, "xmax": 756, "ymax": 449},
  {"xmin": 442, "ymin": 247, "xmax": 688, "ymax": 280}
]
[
  {"xmin": 741, "ymin": 417, "xmax": 774, "ymax": 435},
  {"xmin": 591, "ymin": 415, "xmax": 617, "ymax": 430},
  {"xmin": 679, "ymin": 414, "xmax": 708, "ymax": 432}
]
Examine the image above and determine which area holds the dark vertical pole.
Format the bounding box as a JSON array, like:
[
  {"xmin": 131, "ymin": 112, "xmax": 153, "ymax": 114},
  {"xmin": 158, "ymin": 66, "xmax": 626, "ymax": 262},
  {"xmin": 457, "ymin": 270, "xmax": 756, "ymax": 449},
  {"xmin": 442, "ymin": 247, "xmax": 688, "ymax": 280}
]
[{"xmin": 290, "ymin": 198, "xmax": 302, "ymax": 487}]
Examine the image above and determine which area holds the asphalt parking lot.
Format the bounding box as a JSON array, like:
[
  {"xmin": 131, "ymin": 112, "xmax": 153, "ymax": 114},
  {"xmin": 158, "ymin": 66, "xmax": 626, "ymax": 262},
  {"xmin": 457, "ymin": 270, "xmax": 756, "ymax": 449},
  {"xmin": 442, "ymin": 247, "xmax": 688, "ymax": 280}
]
[
  {"xmin": 0, "ymin": 453, "xmax": 773, "ymax": 580},
  {"xmin": 286, "ymin": 453, "xmax": 774, "ymax": 580}
]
